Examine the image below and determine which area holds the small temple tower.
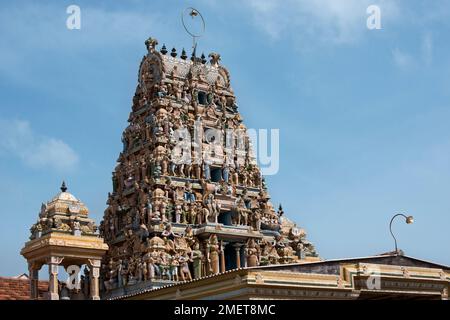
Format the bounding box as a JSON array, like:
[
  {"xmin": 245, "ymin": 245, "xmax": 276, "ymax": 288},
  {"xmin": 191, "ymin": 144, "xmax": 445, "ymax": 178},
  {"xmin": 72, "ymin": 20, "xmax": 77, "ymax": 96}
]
[
  {"xmin": 99, "ymin": 36, "xmax": 318, "ymax": 297},
  {"xmin": 21, "ymin": 182, "xmax": 108, "ymax": 300}
]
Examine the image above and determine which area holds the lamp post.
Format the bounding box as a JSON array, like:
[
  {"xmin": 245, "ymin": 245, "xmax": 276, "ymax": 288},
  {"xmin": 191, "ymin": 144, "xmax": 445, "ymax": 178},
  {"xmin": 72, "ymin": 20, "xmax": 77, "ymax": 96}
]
[{"xmin": 389, "ymin": 214, "xmax": 414, "ymax": 254}]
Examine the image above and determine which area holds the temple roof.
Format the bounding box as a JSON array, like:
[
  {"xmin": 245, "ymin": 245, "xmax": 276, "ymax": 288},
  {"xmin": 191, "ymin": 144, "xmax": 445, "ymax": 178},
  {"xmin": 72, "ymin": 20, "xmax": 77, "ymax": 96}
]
[
  {"xmin": 0, "ymin": 276, "xmax": 48, "ymax": 300},
  {"xmin": 42, "ymin": 181, "xmax": 88, "ymax": 216},
  {"xmin": 249, "ymin": 253, "xmax": 450, "ymax": 272},
  {"xmin": 108, "ymin": 253, "xmax": 450, "ymax": 300},
  {"xmin": 51, "ymin": 191, "xmax": 79, "ymax": 203},
  {"xmin": 25, "ymin": 182, "xmax": 101, "ymax": 243},
  {"xmin": 138, "ymin": 38, "xmax": 231, "ymax": 92}
]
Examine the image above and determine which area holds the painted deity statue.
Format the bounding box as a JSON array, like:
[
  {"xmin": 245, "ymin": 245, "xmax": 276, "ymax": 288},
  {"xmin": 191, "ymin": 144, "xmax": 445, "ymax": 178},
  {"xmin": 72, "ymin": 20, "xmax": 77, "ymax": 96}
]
[
  {"xmin": 246, "ymin": 238, "xmax": 259, "ymax": 267},
  {"xmin": 208, "ymin": 234, "xmax": 220, "ymax": 275},
  {"xmin": 179, "ymin": 253, "xmax": 192, "ymax": 281},
  {"xmin": 191, "ymin": 242, "xmax": 203, "ymax": 279}
]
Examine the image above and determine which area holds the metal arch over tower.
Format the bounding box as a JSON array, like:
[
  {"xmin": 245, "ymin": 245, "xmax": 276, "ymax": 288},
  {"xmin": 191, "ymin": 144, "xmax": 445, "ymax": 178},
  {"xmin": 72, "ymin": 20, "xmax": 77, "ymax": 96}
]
[
  {"xmin": 99, "ymin": 31, "xmax": 318, "ymax": 296},
  {"xmin": 181, "ymin": 7, "xmax": 205, "ymax": 60}
]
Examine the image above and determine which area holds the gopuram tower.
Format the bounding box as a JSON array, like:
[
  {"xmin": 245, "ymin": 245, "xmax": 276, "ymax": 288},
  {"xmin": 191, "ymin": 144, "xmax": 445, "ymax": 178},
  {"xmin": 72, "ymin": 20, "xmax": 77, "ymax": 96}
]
[{"xmin": 100, "ymin": 35, "xmax": 318, "ymax": 295}]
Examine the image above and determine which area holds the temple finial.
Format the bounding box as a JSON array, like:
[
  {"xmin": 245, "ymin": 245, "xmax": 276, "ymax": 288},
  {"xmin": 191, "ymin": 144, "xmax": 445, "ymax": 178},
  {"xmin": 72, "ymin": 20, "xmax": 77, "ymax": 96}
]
[
  {"xmin": 208, "ymin": 52, "xmax": 221, "ymax": 67},
  {"xmin": 145, "ymin": 37, "xmax": 158, "ymax": 53},
  {"xmin": 181, "ymin": 48, "xmax": 188, "ymax": 60},
  {"xmin": 278, "ymin": 204, "xmax": 284, "ymax": 216},
  {"xmin": 160, "ymin": 44, "xmax": 168, "ymax": 55},
  {"xmin": 60, "ymin": 181, "xmax": 67, "ymax": 192},
  {"xmin": 170, "ymin": 47, "xmax": 177, "ymax": 57}
]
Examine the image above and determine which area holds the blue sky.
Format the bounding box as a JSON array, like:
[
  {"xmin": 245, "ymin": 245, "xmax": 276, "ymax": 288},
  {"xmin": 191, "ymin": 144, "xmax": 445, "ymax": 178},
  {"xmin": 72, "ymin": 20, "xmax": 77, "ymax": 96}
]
[{"xmin": 0, "ymin": 0, "xmax": 449, "ymax": 276}]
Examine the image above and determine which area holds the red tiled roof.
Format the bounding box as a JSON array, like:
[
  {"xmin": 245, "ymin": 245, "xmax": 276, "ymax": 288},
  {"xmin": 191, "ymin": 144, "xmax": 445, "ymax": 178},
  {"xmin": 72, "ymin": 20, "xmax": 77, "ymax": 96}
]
[{"xmin": 0, "ymin": 277, "xmax": 48, "ymax": 300}]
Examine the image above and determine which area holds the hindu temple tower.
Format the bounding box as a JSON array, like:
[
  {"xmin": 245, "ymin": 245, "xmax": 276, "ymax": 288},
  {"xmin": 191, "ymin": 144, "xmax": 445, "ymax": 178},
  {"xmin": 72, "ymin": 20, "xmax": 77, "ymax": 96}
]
[
  {"xmin": 99, "ymin": 36, "xmax": 318, "ymax": 297},
  {"xmin": 18, "ymin": 33, "xmax": 449, "ymax": 302}
]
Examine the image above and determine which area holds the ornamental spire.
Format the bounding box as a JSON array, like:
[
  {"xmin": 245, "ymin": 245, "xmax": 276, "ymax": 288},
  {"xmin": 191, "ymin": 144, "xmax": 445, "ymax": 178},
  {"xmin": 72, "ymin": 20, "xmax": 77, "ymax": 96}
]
[{"xmin": 60, "ymin": 181, "xmax": 67, "ymax": 192}]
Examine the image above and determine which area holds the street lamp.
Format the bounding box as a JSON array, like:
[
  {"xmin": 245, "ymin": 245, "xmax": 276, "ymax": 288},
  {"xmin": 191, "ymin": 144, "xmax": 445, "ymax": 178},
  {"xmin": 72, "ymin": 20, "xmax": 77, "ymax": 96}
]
[{"xmin": 389, "ymin": 214, "xmax": 414, "ymax": 254}]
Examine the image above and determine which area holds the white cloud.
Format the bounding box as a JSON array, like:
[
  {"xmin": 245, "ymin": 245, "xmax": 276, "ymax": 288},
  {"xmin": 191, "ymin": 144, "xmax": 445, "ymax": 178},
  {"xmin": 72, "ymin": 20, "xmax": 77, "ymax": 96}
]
[
  {"xmin": 391, "ymin": 33, "xmax": 433, "ymax": 70},
  {"xmin": 0, "ymin": 3, "xmax": 165, "ymax": 88},
  {"xmin": 392, "ymin": 47, "xmax": 415, "ymax": 69},
  {"xmin": 0, "ymin": 119, "xmax": 79, "ymax": 172},
  {"xmin": 421, "ymin": 33, "xmax": 433, "ymax": 66},
  {"xmin": 244, "ymin": 0, "xmax": 400, "ymax": 45},
  {"xmin": 0, "ymin": 4, "xmax": 162, "ymax": 51}
]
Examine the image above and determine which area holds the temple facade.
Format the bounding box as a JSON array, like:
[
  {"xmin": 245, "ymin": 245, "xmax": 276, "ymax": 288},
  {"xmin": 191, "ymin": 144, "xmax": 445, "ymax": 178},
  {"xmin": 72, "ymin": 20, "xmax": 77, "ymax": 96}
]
[{"xmin": 17, "ymin": 36, "xmax": 449, "ymax": 301}]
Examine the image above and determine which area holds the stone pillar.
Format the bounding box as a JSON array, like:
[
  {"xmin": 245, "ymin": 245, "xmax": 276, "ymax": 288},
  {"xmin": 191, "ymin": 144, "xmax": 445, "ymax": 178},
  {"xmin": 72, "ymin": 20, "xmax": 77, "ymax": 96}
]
[
  {"xmin": 88, "ymin": 259, "xmax": 101, "ymax": 300},
  {"xmin": 47, "ymin": 256, "xmax": 63, "ymax": 300},
  {"xmin": 203, "ymin": 240, "xmax": 209, "ymax": 276},
  {"xmin": 234, "ymin": 244, "xmax": 242, "ymax": 269},
  {"xmin": 220, "ymin": 241, "xmax": 227, "ymax": 273},
  {"xmin": 28, "ymin": 262, "xmax": 39, "ymax": 300}
]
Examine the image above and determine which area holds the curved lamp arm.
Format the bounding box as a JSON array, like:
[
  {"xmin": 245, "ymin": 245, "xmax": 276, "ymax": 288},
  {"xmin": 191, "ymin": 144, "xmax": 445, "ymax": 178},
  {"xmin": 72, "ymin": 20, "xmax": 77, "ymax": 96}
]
[{"xmin": 389, "ymin": 214, "xmax": 414, "ymax": 254}]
